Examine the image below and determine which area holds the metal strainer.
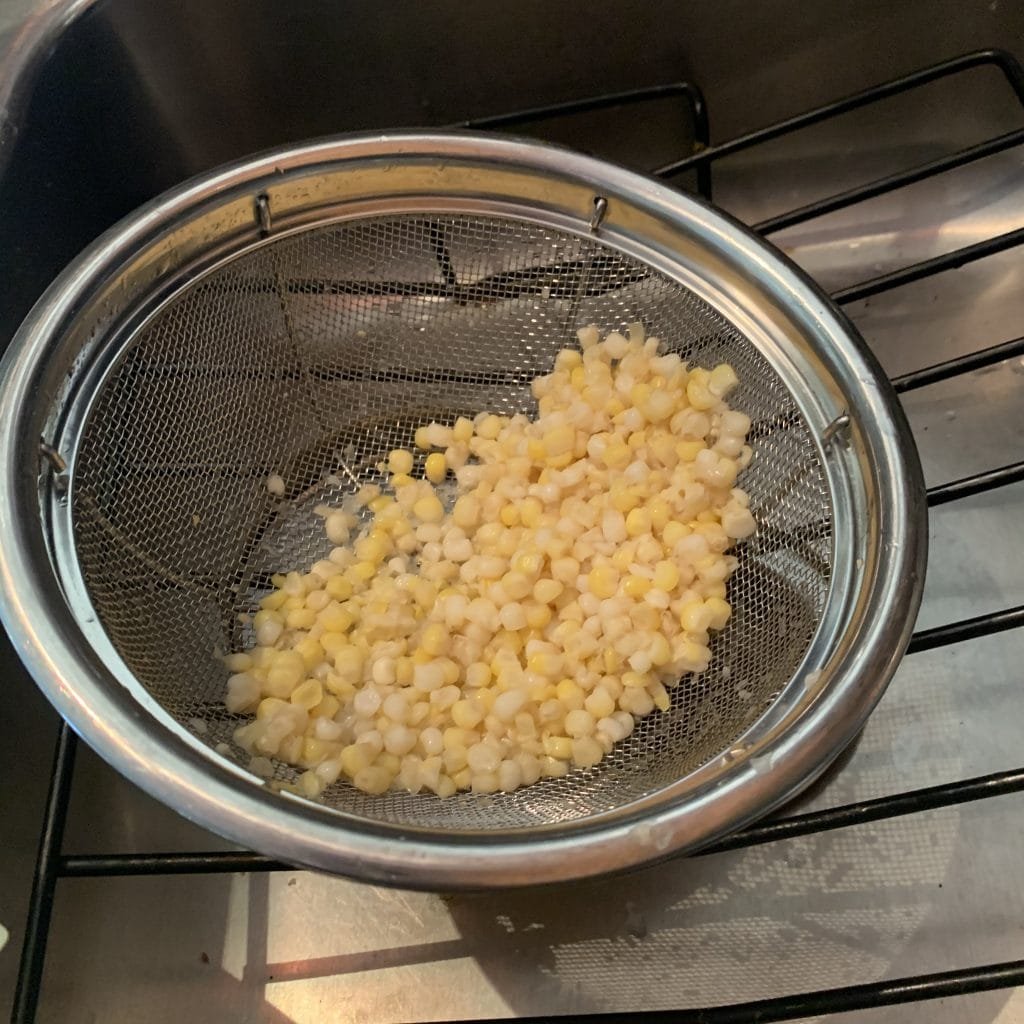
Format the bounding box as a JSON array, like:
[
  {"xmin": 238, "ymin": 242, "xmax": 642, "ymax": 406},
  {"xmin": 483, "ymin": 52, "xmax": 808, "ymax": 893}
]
[{"xmin": 0, "ymin": 133, "xmax": 925, "ymax": 887}]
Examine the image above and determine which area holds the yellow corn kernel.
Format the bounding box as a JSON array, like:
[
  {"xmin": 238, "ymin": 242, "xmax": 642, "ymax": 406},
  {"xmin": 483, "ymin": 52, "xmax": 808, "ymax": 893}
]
[
  {"xmin": 452, "ymin": 699, "xmax": 484, "ymax": 729},
  {"xmin": 260, "ymin": 589, "xmax": 287, "ymax": 611},
  {"xmin": 312, "ymin": 694, "xmax": 341, "ymax": 719},
  {"xmin": 626, "ymin": 507, "xmax": 652, "ymax": 537},
  {"xmin": 414, "ymin": 426, "xmax": 433, "ymax": 450},
  {"xmin": 533, "ymin": 578, "xmax": 563, "ymax": 604},
  {"xmin": 500, "ymin": 504, "xmax": 520, "ymax": 527},
  {"xmin": 587, "ymin": 566, "xmax": 618, "ymax": 600},
  {"xmin": 324, "ymin": 574, "xmax": 353, "ymax": 601},
  {"xmin": 466, "ymin": 662, "xmax": 492, "ymax": 688},
  {"xmin": 256, "ymin": 696, "xmax": 290, "ymax": 721},
  {"xmin": 603, "ymin": 442, "xmax": 630, "ymax": 468},
  {"xmin": 279, "ymin": 605, "xmax": 311, "ymax": 630},
  {"xmin": 649, "ymin": 634, "xmax": 672, "ymax": 667},
  {"xmin": 525, "ymin": 602, "xmax": 553, "ymax": 629},
  {"xmin": 413, "ymin": 493, "xmax": 444, "ymax": 523},
  {"xmin": 662, "ymin": 521, "xmax": 689, "ymax": 548},
  {"xmin": 544, "ymin": 735, "xmax": 573, "ymax": 760},
  {"xmin": 452, "ymin": 494, "xmax": 480, "ymax": 530},
  {"xmin": 527, "ymin": 651, "xmax": 563, "ymax": 678},
  {"xmin": 653, "ymin": 560, "xmax": 680, "ymax": 592},
  {"xmin": 650, "ymin": 681, "xmax": 671, "ymax": 712},
  {"xmin": 348, "ymin": 561, "xmax": 375, "ymax": 583},
  {"xmin": 501, "ymin": 571, "xmax": 532, "ymax": 600},
  {"xmin": 496, "ymin": 628, "xmax": 524, "ymax": 655},
  {"xmin": 621, "ymin": 671, "xmax": 646, "ymax": 688},
  {"xmin": 610, "ymin": 546, "xmax": 634, "ymax": 572},
  {"xmin": 527, "ymin": 438, "xmax": 547, "ymax": 462},
  {"xmin": 610, "ymin": 484, "xmax": 641, "ymax": 513},
  {"xmin": 519, "ymin": 497, "xmax": 543, "ymax": 528},
  {"xmin": 340, "ymin": 742, "xmax": 376, "ymax": 777},
  {"xmin": 623, "ymin": 574, "xmax": 650, "ymax": 599},
  {"xmin": 630, "ymin": 381, "xmax": 652, "ymax": 408},
  {"xmin": 603, "ymin": 648, "xmax": 623, "ymax": 674},
  {"xmin": 354, "ymin": 532, "xmax": 388, "ymax": 564},
  {"xmin": 476, "ymin": 414, "xmax": 503, "ymax": 440},
  {"xmin": 555, "ymin": 679, "xmax": 585, "ymax": 710},
  {"xmin": 448, "ymin": 416, "xmax": 471, "ymax": 442},
  {"xmin": 318, "ymin": 603, "xmax": 354, "ymax": 634},
  {"xmin": 709, "ymin": 363, "xmax": 739, "ymax": 397},
  {"xmin": 300, "ymin": 738, "xmax": 334, "ymax": 766},
  {"xmin": 291, "ymin": 678, "xmax": 324, "ymax": 710},
  {"xmin": 333, "ymin": 646, "xmax": 364, "ymax": 683},
  {"xmin": 687, "ymin": 374, "xmax": 716, "ymax": 411},
  {"xmin": 544, "ymin": 425, "xmax": 575, "ymax": 458},
  {"xmin": 648, "ymin": 498, "xmax": 671, "ymax": 530},
  {"xmin": 555, "ymin": 348, "xmax": 583, "ymax": 371},
  {"xmin": 420, "ymin": 623, "xmax": 449, "ymax": 657},
  {"xmin": 396, "ymin": 657, "xmax": 414, "ymax": 685},
  {"xmin": 387, "ymin": 448, "xmax": 411, "ymax": 475},
  {"xmin": 294, "ymin": 636, "xmax": 325, "ymax": 671},
  {"xmin": 680, "ymin": 599, "xmax": 713, "ymax": 634},
  {"xmin": 585, "ymin": 687, "xmax": 616, "ymax": 720},
  {"xmin": 676, "ymin": 440, "xmax": 705, "ymax": 462},
  {"xmin": 704, "ymin": 597, "xmax": 732, "ymax": 630},
  {"xmin": 606, "ymin": 396, "xmax": 626, "ymax": 417},
  {"xmin": 424, "ymin": 452, "xmax": 447, "ymax": 484}
]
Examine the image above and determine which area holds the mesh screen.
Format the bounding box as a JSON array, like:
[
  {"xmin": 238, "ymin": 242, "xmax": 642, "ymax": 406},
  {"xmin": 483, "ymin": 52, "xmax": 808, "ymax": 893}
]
[{"xmin": 71, "ymin": 214, "xmax": 833, "ymax": 831}]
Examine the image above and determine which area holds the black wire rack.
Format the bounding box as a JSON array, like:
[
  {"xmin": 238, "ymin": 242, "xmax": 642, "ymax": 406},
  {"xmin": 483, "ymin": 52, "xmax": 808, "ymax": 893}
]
[{"xmin": 12, "ymin": 46, "xmax": 1024, "ymax": 1024}]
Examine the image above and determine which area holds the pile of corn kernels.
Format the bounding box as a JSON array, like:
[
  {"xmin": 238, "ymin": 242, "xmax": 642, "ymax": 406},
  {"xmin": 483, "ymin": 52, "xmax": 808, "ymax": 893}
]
[{"xmin": 224, "ymin": 325, "xmax": 756, "ymax": 798}]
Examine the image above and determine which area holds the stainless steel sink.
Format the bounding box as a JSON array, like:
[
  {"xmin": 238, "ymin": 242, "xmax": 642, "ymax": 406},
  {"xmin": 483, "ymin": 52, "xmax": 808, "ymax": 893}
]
[{"xmin": 2, "ymin": 2, "xmax": 1023, "ymax": 1022}]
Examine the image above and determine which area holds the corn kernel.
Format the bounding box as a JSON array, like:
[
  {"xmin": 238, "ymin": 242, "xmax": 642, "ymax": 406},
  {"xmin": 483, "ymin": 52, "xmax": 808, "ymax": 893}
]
[
  {"xmin": 533, "ymin": 578, "xmax": 563, "ymax": 604},
  {"xmin": 285, "ymin": 606, "xmax": 316, "ymax": 630},
  {"xmin": 584, "ymin": 687, "xmax": 616, "ymax": 720},
  {"xmin": 260, "ymin": 590, "xmax": 287, "ymax": 611},
  {"xmin": 603, "ymin": 442, "xmax": 630, "ymax": 468},
  {"xmin": 291, "ymin": 678, "xmax": 324, "ymax": 710},
  {"xmin": 626, "ymin": 507, "xmax": 651, "ymax": 537},
  {"xmin": 704, "ymin": 597, "xmax": 732, "ymax": 631},
  {"xmin": 320, "ymin": 573, "xmax": 352, "ymax": 601},
  {"xmin": 348, "ymin": 561, "xmax": 376, "ymax": 583},
  {"xmin": 466, "ymin": 662, "xmax": 492, "ymax": 688},
  {"xmin": 421, "ymin": 623, "xmax": 449, "ymax": 656},
  {"xmin": 452, "ymin": 699, "xmax": 484, "ymax": 729},
  {"xmin": 425, "ymin": 452, "xmax": 447, "ymax": 484},
  {"xmin": 653, "ymin": 560, "xmax": 680, "ymax": 592},
  {"xmin": 623, "ymin": 575, "xmax": 650, "ymax": 598},
  {"xmin": 709, "ymin": 363, "xmax": 739, "ymax": 397},
  {"xmin": 680, "ymin": 600, "xmax": 713, "ymax": 634},
  {"xmin": 544, "ymin": 425, "xmax": 575, "ymax": 457},
  {"xmin": 687, "ymin": 375, "xmax": 716, "ymax": 411},
  {"xmin": 413, "ymin": 493, "xmax": 445, "ymax": 523},
  {"xmin": 544, "ymin": 735, "xmax": 573, "ymax": 760},
  {"xmin": 525, "ymin": 602, "xmax": 552, "ymax": 629},
  {"xmin": 584, "ymin": 566, "xmax": 615, "ymax": 600},
  {"xmin": 477, "ymin": 414, "xmax": 503, "ymax": 440},
  {"xmin": 555, "ymin": 679, "xmax": 585, "ymax": 710}
]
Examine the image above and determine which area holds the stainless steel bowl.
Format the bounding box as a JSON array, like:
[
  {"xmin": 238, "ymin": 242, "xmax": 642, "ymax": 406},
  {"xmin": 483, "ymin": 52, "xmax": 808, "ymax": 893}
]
[{"xmin": 0, "ymin": 132, "xmax": 926, "ymax": 888}]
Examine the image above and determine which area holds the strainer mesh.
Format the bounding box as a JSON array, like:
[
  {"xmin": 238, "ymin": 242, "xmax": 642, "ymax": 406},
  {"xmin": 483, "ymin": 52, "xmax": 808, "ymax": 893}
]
[{"xmin": 71, "ymin": 214, "xmax": 833, "ymax": 830}]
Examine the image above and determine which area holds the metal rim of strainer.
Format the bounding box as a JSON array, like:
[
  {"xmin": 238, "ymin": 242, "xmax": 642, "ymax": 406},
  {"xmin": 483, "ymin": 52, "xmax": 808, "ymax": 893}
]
[{"xmin": 0, "ymin": 132, "xmax": 926, "ymax": 889}]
